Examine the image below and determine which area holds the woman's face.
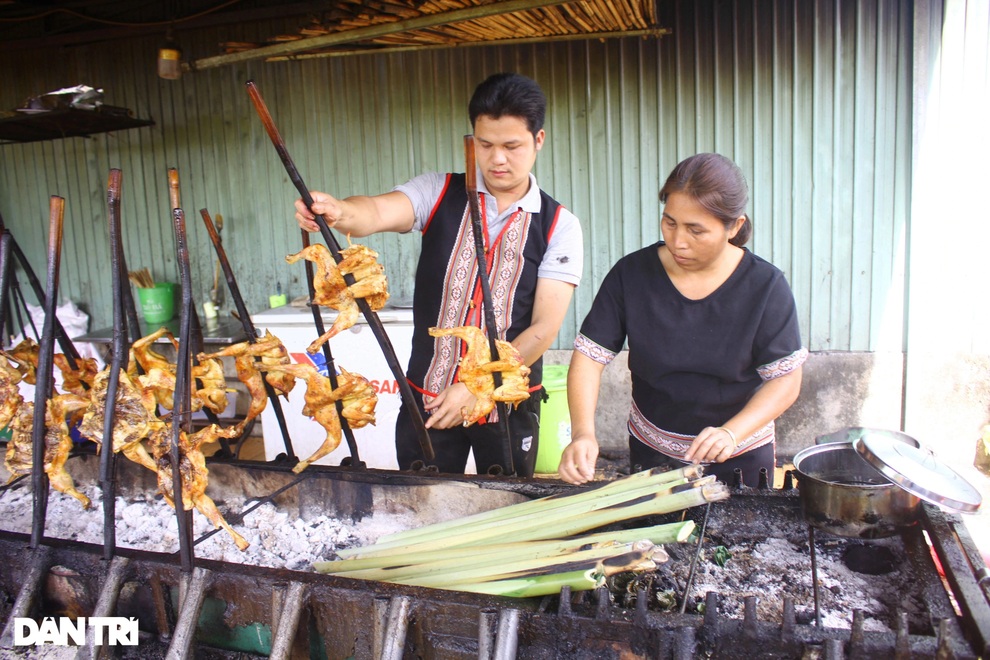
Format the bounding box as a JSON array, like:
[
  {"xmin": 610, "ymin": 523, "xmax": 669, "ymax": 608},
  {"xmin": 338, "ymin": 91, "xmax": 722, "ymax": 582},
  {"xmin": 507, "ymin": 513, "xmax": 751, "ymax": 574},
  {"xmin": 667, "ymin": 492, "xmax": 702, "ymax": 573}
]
[{"xmin": 660, "ymin": 192, "xmax": 741, "ymax": 271}]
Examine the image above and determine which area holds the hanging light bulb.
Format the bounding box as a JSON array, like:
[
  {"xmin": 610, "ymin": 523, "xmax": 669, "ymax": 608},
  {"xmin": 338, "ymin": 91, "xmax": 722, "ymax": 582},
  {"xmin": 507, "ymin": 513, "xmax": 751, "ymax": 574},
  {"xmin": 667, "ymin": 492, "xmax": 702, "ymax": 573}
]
[{"xmin": 157, "ymin": 28, "xmax": 182, "ymax": 80}]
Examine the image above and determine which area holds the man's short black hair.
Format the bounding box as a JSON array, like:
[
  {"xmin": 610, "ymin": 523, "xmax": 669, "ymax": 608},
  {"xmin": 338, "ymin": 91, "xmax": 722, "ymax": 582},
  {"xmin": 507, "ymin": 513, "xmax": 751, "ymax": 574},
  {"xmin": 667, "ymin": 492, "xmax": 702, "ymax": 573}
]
[{"xmin": 469, "ymin": 72, "xmax": 547, "ymax": 137}]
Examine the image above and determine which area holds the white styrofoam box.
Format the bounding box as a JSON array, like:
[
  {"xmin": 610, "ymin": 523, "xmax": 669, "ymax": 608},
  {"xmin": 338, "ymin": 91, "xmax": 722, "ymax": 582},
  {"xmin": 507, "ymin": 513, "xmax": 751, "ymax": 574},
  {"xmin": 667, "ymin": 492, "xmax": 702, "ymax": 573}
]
[{"xmin": 252, "ymin": 305, "xmax": 414, "ymax": 469}]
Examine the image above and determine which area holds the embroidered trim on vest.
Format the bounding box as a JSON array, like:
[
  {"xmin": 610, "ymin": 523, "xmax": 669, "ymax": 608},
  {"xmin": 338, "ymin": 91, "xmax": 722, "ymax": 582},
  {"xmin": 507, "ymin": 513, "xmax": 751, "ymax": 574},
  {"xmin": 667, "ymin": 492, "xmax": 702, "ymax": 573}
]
[
  {"xmin": 423, "ymin": 207, "xmax": 532, "ymax": 400},
  {"xmin": 627, "ymin": 399, "xmax": 775, "ymax": 463},
  {"xmin": 757, "ymin": 347, "xmax": 809, "ymax": 381},
  {"xmin": 574, "ymin": 333, "xmax": 616, "ymax": 365}
]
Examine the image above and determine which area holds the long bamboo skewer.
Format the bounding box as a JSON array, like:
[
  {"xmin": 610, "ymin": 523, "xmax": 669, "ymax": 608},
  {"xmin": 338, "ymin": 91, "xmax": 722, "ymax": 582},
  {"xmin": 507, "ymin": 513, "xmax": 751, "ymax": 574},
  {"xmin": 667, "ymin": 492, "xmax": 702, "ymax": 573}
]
[
  {"xmin": 29, "ymin": 195, "xmax": 65, "ymax": 548},
  {"xmin": 463, "ymin": 135, "xmax": 514, "ymax": 475},
  {"xmin": 245, "ymin": 80, "xmax": 434, "ymax": 462}
]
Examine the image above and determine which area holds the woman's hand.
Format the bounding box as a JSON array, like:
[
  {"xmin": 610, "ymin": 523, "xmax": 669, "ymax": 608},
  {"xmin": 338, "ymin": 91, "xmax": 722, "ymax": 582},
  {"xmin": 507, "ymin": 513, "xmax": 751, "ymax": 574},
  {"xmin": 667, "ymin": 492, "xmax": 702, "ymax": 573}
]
[
  {"xmin": 423, "ymin": 382, "xmax": 476, "ymax": 429},
  {"xmin": 294, "ymin": 191, "xmax": 343, "ymax": 232},
  {"xmin": 557, "ymin": 437, "xmax": 599, "ymax": 484},
  {"xmin": 684, "ymin": 426, "xmax": 736, "ymax": 464}
]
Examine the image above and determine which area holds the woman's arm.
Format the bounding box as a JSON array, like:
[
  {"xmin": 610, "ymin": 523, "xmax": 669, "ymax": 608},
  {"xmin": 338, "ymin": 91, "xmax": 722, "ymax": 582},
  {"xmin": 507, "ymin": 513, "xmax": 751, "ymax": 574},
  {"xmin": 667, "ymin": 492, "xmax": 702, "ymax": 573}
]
[
  {"xmin": 684, "ymin": 367, "xmax": 803, "ymax": 463},
  {"xmin": 556, "ymin": 350, "xmax": 607, "ymax": 484}
]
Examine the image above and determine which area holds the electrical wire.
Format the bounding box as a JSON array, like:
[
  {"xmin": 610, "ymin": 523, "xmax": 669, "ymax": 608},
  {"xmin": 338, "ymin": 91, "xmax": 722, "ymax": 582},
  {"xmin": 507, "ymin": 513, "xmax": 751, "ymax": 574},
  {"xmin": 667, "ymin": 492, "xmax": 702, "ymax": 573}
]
[{"xmin": 0, "ymin": 0, "xmax": 245, "ymax": 26}]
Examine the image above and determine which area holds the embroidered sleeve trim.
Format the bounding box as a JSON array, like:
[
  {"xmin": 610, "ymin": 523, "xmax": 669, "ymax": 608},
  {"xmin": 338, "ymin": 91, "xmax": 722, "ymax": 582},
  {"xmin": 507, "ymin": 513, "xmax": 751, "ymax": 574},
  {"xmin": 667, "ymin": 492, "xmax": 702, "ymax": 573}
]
[
  {"xmin": 757, "ymin": 347, "xmax": 809, "ymax": 381},
  {"xmin": 574, "ymin": 334, "xmax": 616, "ymax": 365}
]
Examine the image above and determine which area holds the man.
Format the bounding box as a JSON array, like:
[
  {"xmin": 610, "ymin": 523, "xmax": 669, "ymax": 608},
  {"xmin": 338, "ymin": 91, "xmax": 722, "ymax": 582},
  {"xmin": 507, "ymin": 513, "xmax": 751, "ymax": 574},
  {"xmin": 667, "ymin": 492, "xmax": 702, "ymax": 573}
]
[{"xmin": 294, "ymin": 72, "xmax": 583, "ymax": 476}]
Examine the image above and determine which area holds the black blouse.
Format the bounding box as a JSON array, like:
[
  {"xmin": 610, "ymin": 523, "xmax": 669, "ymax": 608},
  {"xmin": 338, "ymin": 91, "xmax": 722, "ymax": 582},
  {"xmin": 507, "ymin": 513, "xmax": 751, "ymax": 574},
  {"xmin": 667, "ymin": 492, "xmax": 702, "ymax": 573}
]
[{"xmin": 575, "ymin": 242, "xmax": 805, "ymax": 438}]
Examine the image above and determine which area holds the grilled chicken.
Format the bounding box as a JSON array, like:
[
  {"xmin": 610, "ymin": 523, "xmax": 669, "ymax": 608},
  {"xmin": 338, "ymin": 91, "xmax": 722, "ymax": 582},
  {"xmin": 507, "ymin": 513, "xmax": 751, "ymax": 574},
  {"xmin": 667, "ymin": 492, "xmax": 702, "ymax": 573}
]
[
  {"xmin": 150, "ymin": 421, "xmax": 249, "ymax": 551},
  {"xmin": 199, "ymin": 331, "xmax": 294, "ymax": 436},
  {"xmin": 7, "ymin": 338, "xmax": 39, "ymax": 384},
  {"xmin": 284, "ymin": 242, "xmax": 389, "ymax": 353},
  {"xmin": 53, "ymin": 354, "xmax": 98, "ymax": 397},
  {"xmin": 428, "ymin": 325, "xmax": 531, "ymax": 425},
  {"xmin": 0, "ymin": 355, "xmax": 24, "ymax": 429},
  {"xmin": 78, "ymin": 367, "xmax": 160, "ymax": 472},
  {"xmin": 4, "ymin": 394, "xmax": 92, "ymax": 509},
  {"xmin": 259, "ymin": 362, "xmax": 378, "ymax": 473}
]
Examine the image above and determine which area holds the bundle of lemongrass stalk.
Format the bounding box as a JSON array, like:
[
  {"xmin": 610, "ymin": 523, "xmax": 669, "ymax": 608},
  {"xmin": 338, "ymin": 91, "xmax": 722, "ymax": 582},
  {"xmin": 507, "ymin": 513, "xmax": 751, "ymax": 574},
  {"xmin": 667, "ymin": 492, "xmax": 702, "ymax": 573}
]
[{"xmin": 314, "ymin": 465, "xmax": 729, "ymax": 597}]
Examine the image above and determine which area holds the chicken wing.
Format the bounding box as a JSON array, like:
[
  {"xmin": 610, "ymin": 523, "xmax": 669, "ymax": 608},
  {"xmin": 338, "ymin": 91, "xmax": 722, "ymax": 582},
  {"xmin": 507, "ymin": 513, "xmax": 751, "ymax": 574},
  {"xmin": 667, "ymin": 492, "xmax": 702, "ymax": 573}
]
[
  {"xmin": 7, "ymin": 338, "xmax": 39, "ymax": 384},
  {"xmin": 53, "ymin": 354, "xmax": 99, "ymax": 397}
]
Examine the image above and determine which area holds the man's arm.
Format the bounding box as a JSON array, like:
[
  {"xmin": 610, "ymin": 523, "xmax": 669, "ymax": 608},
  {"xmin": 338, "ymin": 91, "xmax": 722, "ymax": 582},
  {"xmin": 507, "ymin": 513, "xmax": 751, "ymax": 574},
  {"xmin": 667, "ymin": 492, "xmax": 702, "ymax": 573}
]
[
  {"xmin": 511, "ymin": 278, "xmax": 576, "ymax": 366},
  {"xmin": 294, "ymin": 190, "xmax": 415, "ymax": 237}
]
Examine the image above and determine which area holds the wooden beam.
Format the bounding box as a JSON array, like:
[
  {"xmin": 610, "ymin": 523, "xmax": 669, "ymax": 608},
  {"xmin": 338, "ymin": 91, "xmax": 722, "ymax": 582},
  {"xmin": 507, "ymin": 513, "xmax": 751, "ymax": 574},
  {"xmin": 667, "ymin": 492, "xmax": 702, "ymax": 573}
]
[
  {"xmin": 264, "ymin": 28, "xmax": 672, "ymax": 61},
  {"xmin": 188, "ymin": 0, "xmax": 578, "ymax": 71}
]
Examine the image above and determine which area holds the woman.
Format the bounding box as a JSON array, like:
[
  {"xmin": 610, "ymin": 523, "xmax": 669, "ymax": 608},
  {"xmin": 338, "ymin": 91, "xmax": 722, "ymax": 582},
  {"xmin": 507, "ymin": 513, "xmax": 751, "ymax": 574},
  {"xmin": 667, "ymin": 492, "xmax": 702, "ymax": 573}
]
[{"xmin": 558, "ymin": 153, "xmax": 806, "ymax": 487}]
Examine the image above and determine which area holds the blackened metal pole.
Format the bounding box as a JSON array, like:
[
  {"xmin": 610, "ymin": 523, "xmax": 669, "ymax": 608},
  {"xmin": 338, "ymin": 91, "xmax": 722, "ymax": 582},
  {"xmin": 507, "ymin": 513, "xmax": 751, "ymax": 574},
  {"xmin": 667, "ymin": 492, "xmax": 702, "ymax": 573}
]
[
  {"xmin": 171, "ymin": 207, "xmax": 196, "ymax": 573},
  {"xmin": 0, "ymin": 213, "xmax": 80, "ymax": 366},
  {"xmin": 101, "ymin": 169, "xmax": 128, "ymax": 559},
  {"xmin": 199, "ymin": 208, "xmax": 296, "ymax": 461},
  {"xmin": 464, "ymin": 135, "xmax": 514, "ymax": 475},
  {"xmin": 0, "ymin": 232, "xmax": 13, "ymax": 340},
  {"xmin": 301, "ymin": 230, "xmax": 362, "ymax": 467},
  {"xmin": 12, "ymin": 277, "xmax": 38, "ymax": 342},
  {"xmin": 29, "ymin": 196, "xmax": 65, "ymax": 548},
  {"xmin": 245, "ymin": 80, "xmax": 433, "ymax": 462}
]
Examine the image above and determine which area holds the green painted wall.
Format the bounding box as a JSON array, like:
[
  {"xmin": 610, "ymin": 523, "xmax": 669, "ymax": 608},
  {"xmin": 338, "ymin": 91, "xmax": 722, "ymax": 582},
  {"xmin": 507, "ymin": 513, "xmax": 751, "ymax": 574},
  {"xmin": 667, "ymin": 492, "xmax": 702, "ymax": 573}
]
[{"xmin": 0, "ymin": 0, "xmax": 913, "ymax": 353}]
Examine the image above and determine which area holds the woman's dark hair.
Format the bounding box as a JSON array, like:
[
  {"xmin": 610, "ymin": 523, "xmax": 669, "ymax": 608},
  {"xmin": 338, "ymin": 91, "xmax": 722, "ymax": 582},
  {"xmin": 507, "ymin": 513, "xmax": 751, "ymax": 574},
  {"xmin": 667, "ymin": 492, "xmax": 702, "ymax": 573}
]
[
  {"xmin": 469, "ymin": 72, "xmax": 547, "ymax": 138},
  {"xmin": 659, "ymin": 153, "xmax": 753, "ymax": 247}
]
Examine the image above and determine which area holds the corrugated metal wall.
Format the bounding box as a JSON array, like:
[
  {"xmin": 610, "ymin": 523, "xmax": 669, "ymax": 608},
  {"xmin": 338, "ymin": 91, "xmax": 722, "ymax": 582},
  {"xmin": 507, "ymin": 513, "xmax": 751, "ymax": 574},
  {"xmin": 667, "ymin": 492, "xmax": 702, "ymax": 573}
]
[{"xmin": 0, "ymin": 0, "xmax": 912, "ymax": 353}]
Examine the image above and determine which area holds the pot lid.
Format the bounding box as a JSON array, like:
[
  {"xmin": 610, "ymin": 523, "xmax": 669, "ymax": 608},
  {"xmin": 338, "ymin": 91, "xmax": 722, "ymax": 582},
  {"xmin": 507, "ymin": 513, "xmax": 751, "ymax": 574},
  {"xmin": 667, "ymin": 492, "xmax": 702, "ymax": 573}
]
[{"xmin": 854, "ymin": 434, "xmax": 983, "ymax": 513}]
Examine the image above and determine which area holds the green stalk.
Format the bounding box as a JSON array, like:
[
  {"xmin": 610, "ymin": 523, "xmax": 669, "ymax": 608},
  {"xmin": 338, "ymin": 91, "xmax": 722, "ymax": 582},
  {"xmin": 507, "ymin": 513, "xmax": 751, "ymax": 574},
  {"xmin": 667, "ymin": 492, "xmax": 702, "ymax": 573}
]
[
  {"xmin": 337, "ymin": 483, "xmax": 728, "ymax": 561},
  {"xmin": 336, "ymin": 474, "xmax": 692, "ymax": 560},
  {"xmin": 402, "ymin": 548, "xmax": 657, "ymax": 592},
  {"xmin": 433, "ymin": 568, "xmax": 603, "ymax": 598},
  {"xmin": 377, "ymin": 465, "xmax": 703, "ymax": 546},
  {"xmin": 315, "ymin": 520, "xmax": 694, "ymax": 576}
]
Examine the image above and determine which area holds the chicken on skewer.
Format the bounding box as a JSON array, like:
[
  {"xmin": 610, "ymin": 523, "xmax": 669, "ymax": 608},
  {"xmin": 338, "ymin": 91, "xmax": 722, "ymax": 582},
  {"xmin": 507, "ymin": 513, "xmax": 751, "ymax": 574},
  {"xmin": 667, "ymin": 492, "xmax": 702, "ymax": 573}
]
[
  {"xmin": 148, "ymin": 421, "xmax": 249, "ymax": 551},
  {"xmin": 129, "ymin": 327, "xmax": 229, "ymax": 415},
  {"xmin": 4, "ymin": 393, "xmax": 92, "ymax": 509},
  {"xmin": 53, "ymin": 354, "xmax": 99, "ymax": 397},
  {"xmin": 6, "ymin": 338, "xmax": 39, "ymax": 385},
  {"xmin": 258, "ymin": 362, "xmax": 378, "ymax": 473},
  {"xmin": 198, "ymin": 331, "xmax": 295, "ymax": 436},
  {"xmin": 284, "ymin": 242, "xmax": 389, "ymax": 353},
  {"xmin": 78, "ymin": 367, "xmax": 160, "ymax": 472},
  {"xmin": 0, "ymin": 356, "xmax": 25, "ymax": 429},
  {"xmin": 428, "ymin": 325, "xmax": 531, "ymax": 426}
]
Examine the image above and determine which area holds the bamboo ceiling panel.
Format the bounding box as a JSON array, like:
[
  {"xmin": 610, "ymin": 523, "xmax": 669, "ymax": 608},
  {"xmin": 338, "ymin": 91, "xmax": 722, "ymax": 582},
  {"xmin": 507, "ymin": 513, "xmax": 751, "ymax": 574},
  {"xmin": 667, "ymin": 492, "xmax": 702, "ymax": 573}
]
[{"xmin": 219, "ymin": 0, "xmax": 661, "ymax": 57}]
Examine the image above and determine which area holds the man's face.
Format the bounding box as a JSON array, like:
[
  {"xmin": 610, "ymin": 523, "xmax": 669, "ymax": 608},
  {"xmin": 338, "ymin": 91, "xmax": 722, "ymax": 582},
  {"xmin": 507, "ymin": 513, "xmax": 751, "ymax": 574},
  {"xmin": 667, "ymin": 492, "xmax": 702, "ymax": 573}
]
[{"xmin": 473, "ymin": 114, "xmax": 544, "ymax": 201}]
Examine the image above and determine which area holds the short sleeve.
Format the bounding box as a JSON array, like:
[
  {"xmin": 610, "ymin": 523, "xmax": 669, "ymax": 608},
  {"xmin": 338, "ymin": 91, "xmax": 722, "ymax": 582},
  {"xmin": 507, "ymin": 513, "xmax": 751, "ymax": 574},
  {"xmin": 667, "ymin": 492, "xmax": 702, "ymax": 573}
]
[
  {"xmin": 393, "ymin": 172, "xmax": 447, "ymax": 232},
  {"xmin": 574, "ymin": 261, "xmax": 627, "ymax": 365},
  {"xmin": 538, "ymin": 207, "xmax": 583, "ymax": 286},
  {"xmin": 753, "ymin": 274, "xmax": 808, "ymax": 380}
]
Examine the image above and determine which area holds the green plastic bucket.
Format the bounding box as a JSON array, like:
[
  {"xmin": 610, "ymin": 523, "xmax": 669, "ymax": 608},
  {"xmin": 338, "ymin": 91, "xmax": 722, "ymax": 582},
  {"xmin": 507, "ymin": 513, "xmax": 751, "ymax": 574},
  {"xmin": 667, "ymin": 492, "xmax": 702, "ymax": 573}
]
[
  {"xmin": 535, "ymin": 364, "xmax": 571, "ymax": 474},
  {"xmin": 137, "ymin": 282, "xmax": 176, "ymax": 324}
]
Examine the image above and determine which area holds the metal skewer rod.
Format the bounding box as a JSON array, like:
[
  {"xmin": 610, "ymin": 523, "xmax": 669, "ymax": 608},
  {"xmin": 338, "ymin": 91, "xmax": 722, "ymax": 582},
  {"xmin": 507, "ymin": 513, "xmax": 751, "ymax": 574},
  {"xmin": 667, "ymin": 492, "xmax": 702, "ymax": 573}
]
[
  {"xmin": 171, "ymin": 206, "xmax": 197, "ymax": 573},
  {"xmin": 245, "ymin": 80, "xmax": 434, "ymax": 462},
  {"xmin": 0, "ymin": 213, "xmax": 80, "ymax": 366},
  {"xmin": 464, "ymin": 135, "xmax": 514, "ymax": 475},
  {"xmin": 100, "ymin": 169, "xmax": 128, "ymax": 559},
  {"xmin": 679, "ymin": 502, "xmax": 711, "ymax": 614},
  {"xmin": 12, "ymin": 277, "xmax": 38, "ymax": 342},
  {"xmin": 301, "ymin": 230, "xmax": 363, "ymax": 467},
  {"xmin": 29, "ymin": 195, "xmax": 65, "ymax": 548},
  {"xmin": 0, "ymin": 231, "xmax": 13, "ymax": 340},
  {"xmin": 199, "ymin": 208, "xmax": 296, "ymax": 461},
  {"xmin": 165, "ymin": 170, "xmax": 232, "ymax": 458}
]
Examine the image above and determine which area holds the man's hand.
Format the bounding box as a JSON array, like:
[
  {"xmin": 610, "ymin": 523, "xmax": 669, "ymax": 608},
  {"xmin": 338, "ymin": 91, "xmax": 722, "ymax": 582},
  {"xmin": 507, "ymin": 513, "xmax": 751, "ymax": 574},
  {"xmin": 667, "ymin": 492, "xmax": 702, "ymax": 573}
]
[
  {"xmin": 557, "ymin": 437, "xmax": 599, "ymax": 484},
  {"xmin": 423, "ymin": 382, "xmax": 477, "ymax": 429},
  {"xmin": 295, "ymin": 191, "xmax": 343, "ymax": 233}
]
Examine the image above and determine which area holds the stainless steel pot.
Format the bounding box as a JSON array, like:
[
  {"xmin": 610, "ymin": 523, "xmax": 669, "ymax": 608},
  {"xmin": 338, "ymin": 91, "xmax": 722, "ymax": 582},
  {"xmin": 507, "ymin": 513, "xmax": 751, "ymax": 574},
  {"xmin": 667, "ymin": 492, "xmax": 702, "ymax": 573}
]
[{"xmin": 793, "ymin": 441, "xmax": 921, "ymax": 539}]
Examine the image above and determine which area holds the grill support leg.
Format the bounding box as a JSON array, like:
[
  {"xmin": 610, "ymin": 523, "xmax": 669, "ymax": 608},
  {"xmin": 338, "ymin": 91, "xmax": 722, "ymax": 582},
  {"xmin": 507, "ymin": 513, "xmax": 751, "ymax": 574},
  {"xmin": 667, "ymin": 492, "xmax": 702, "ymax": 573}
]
[
  {"xmin": 269, "ymin": 581, "xmax": 308, "ymax": 660},
  {"xmin": 380, "ymin": 596, "xmax": 411, "ymax": 660},
  {"xmin": 493, "ymin": 608, "xmax": 520, "ymax": 660},
  {"xmin": 0, "ymin": 545, "xmax": 52, "ymax": 649},
  {"xmin": 166, "ymin": 567, "xmax": 212, "ymax": 660},
  {"xmin": 76, "ymin": 556, "xmax": 131, "ymax": 660}
]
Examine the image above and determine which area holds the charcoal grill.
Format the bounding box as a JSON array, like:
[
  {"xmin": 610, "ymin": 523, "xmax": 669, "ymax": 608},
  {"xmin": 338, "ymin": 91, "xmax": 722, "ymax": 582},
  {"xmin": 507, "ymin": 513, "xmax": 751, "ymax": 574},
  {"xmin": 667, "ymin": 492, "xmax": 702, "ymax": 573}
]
[{"xmin": 0, "ymin": 455, "xmax": 987, "ymax": 659}]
